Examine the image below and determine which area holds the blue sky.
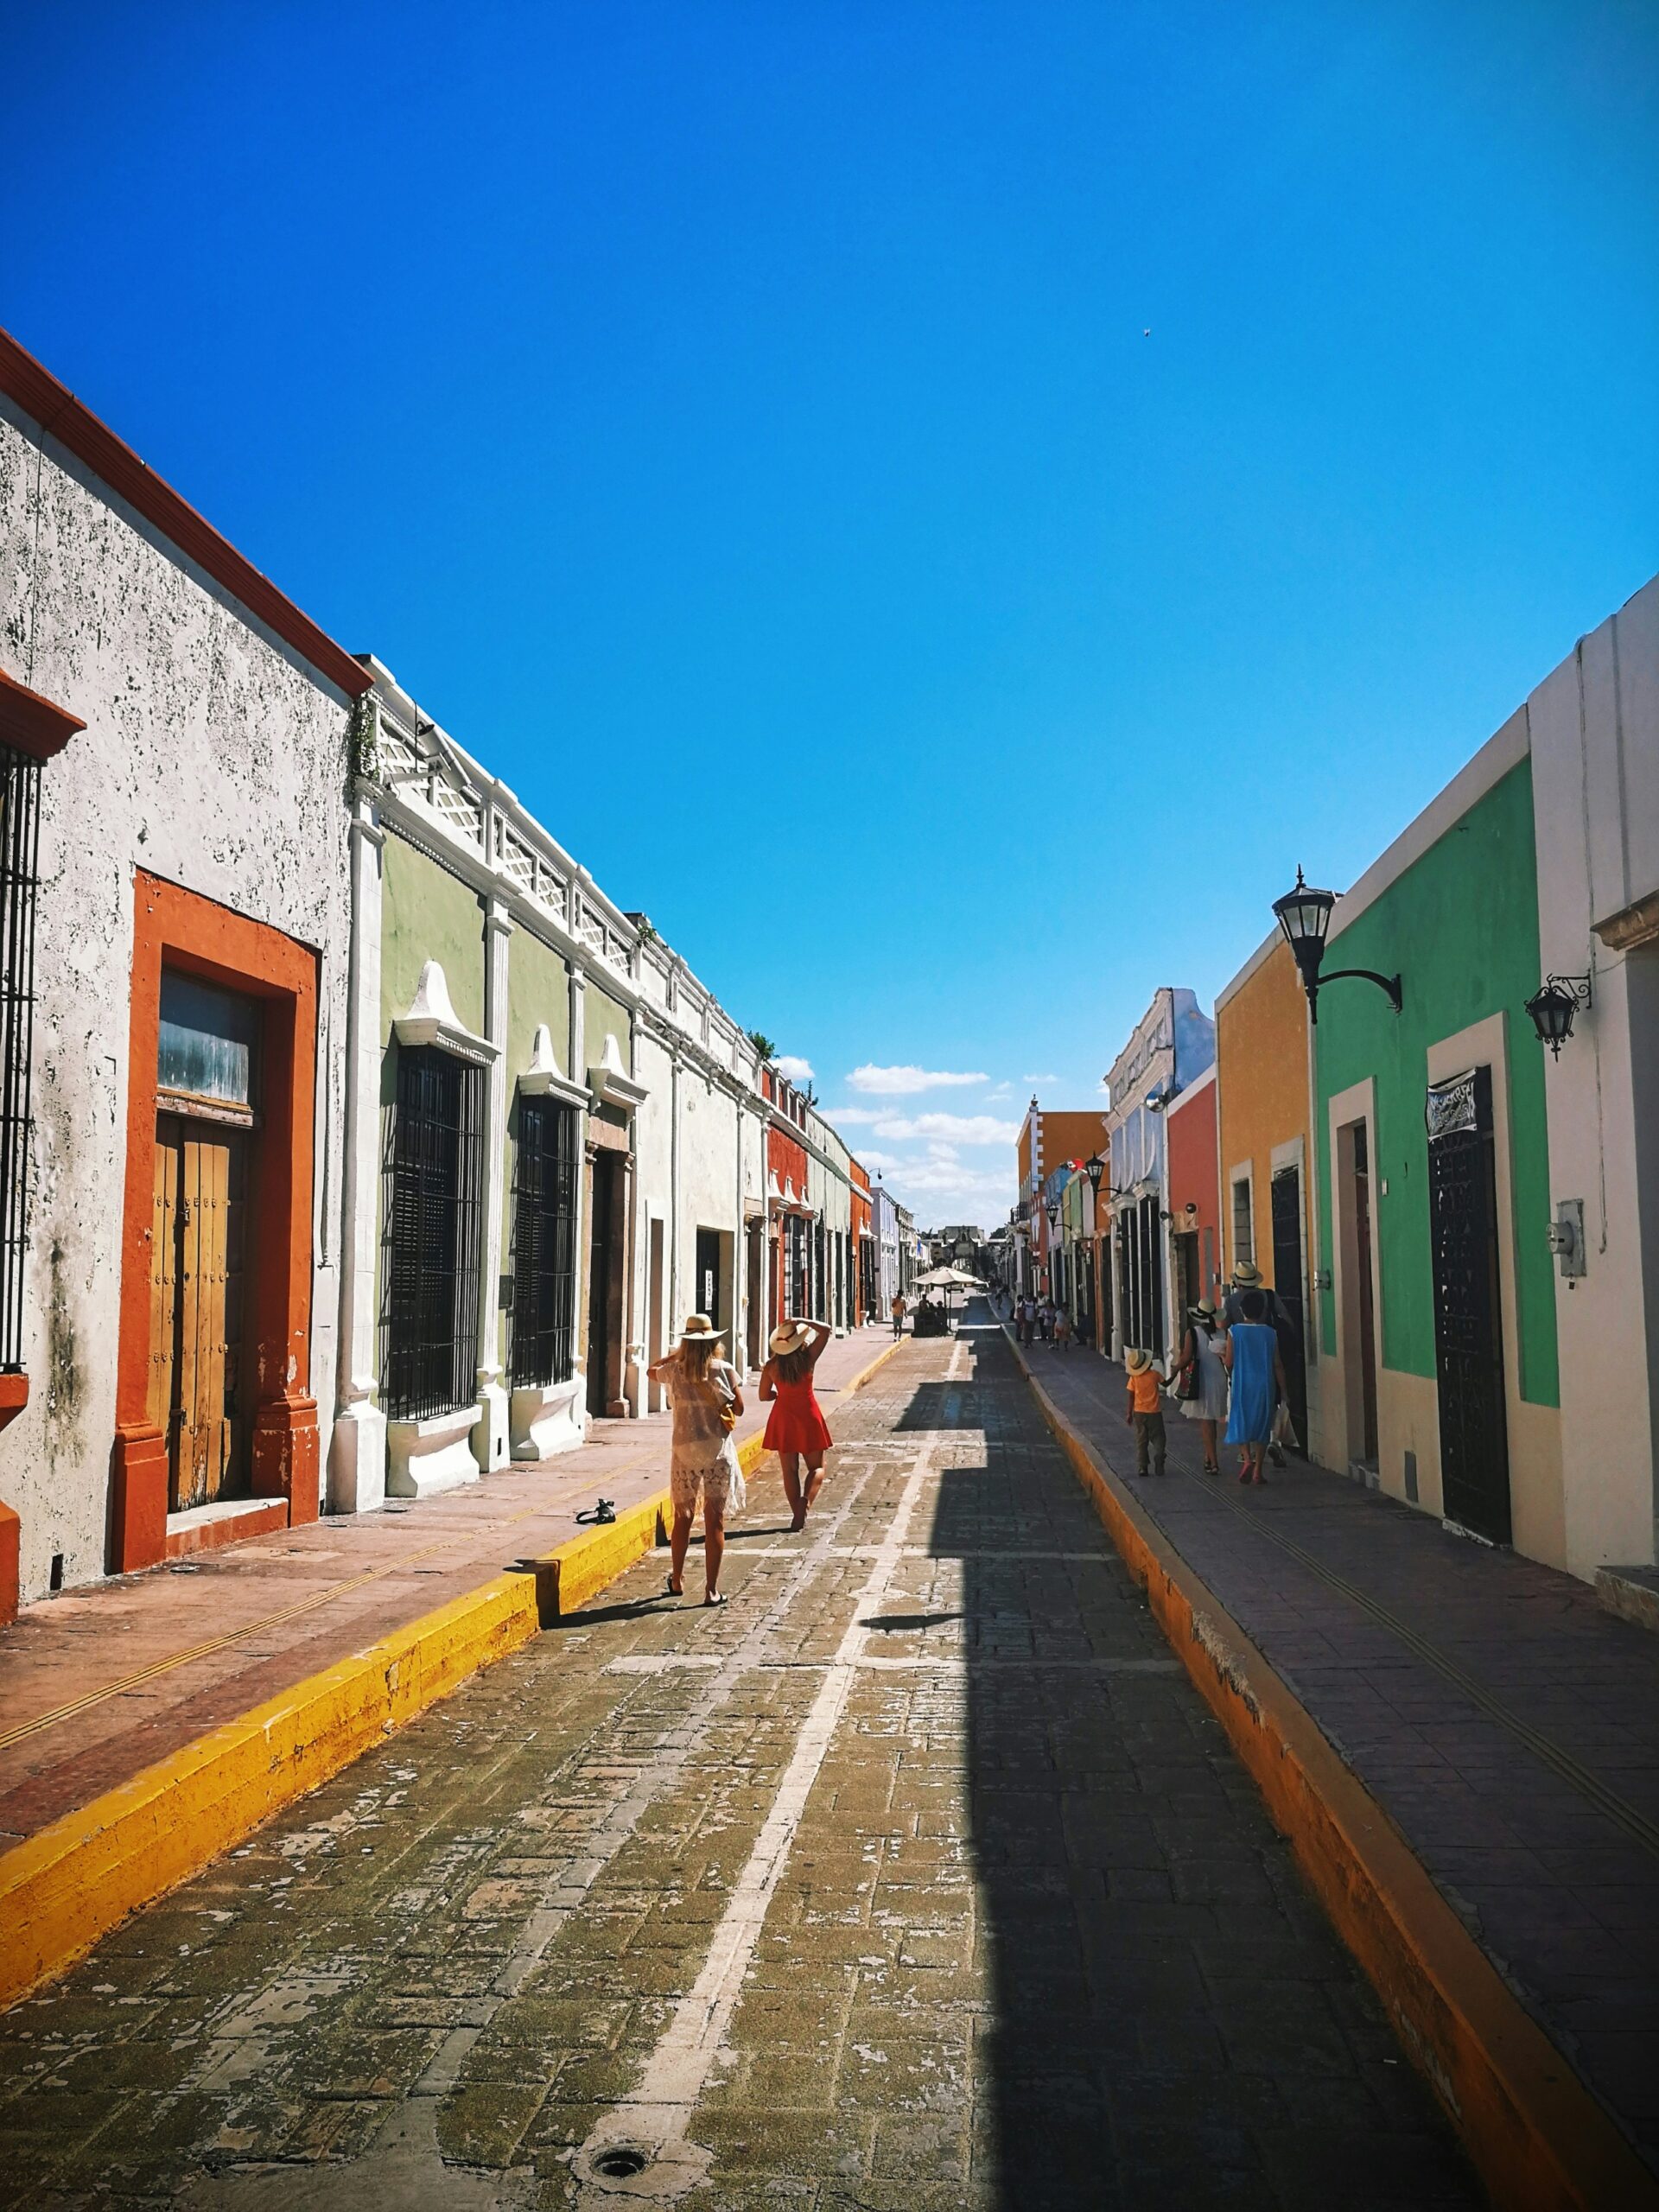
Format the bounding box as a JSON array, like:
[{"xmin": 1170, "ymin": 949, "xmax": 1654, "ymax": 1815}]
[{"xmin": 5, "ymin": 2, "xmax": 1656, "ymax": 1228}]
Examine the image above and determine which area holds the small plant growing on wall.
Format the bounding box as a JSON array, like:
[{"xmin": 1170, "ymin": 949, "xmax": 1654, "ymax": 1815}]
[
  {"xmin": 747, "ymin": 1030, "xmax": 777, "ymax": 1063},
  {"xmin": 351, "ymin": 693, "xmax": 380, "ymax": 784}
]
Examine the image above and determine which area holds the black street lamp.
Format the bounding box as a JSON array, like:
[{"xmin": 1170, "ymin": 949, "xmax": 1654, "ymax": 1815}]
[
  {"xmin": 1084, "ymin": 1154, "xmax": 1107, "ymax": 1197},
  {"xmin": 1525, "ymin": 974, "xmax": 1592, "ymax": 1058},
  {"xmin": 1273, "ymin": 867, "xmax": 1402, "ymax": 1024}
]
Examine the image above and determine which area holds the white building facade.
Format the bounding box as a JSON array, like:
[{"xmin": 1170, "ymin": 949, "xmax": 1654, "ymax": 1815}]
[{"xmin": 0, "ymin": 330, "xmax": 365, "ymax": 1614}]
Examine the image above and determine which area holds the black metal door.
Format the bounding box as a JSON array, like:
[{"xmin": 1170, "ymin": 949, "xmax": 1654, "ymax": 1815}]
[
  {"xmin": 381, "ymin": 1046, "xmax": 486, "ymax": 1422},
  {"xmin": 586, "ymin": 1153, "xmax": 613, "ymax": 1419},
  {"xmin": 1269, "ymin": 1165, "xmax": 1308, "ymax": 1452},
  {"xmin": 510, "ymin": 1097, "xmax": 577, "ymax": 1389},
  {"xmin": 1427, "ymin": 1067, "xmax": 1511, "ymax": 1543},
  {"xmin": 1138, "ymin": 1194, "xmax": 1164, "ymax": 1359}
]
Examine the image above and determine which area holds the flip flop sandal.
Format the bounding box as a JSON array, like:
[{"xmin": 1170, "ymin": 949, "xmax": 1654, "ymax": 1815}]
[
  {"xmin": 664, "ymin": 1577, "xmax": 683, "ymax": 1598},
  {"xmin": 704, "ymin": 1591, "xmax": 726, "ymax": 1607}
]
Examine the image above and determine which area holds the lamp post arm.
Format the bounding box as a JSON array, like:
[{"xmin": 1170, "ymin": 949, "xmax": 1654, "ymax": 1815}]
[{"xmin": 1319, "ymin": 967, "xmax": 1403, "ymax": 1014}]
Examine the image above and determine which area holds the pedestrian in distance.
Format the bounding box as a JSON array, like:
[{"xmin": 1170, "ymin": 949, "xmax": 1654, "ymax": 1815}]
[
  {"xmin": 1039, "ymin": 1299, "xmax": 1054, "ymax": 1344},
  {"xmin": 1053, "ymin": 1306, "xmax": 1072, "ymax": 1351},
  {"xmin": 1171, "ymin": 1300, "xmax": 1227, "ymax": 1475},
  {"xmin": 1223, "ymin": 1288, "xmax": 1287, "ymax": 1487},
  {"xmin": 1124, "ymin": 1348, "xmax": 1167, "ymax": 1476},
  {"xmin": 891, "ymin": 1292, "xmax": 906, "ymax": 1339},
  {"xmin": 760, "ymin": 1316, "xmax": 836, "ymax": 1530},
  {"xmin": 647, "ymin": 1314, "xmax": 744, "ymax": 1606}
]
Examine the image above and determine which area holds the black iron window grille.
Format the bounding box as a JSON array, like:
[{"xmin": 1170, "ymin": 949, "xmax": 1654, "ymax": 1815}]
[
  {"xmin": 0, "ymin": 746, "xmax": 44, "ymax": 1374},
  {"xmin": 509, "ymin": 1096, "xmax": 578, "ymax": 1389},
  {"xmin": 380, "ymin": 1045, "xmax": 486, "ymax": 1421}
]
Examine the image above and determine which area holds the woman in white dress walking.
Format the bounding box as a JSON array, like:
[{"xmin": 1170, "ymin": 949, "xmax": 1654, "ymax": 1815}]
[
  {"xmin": 1171, "ymin": 1300, "xmax": 1228, "ymax": 1475},
  {"xmin": 647, "ymin": 1314, "xmax": 745, "ymax": 1606}
]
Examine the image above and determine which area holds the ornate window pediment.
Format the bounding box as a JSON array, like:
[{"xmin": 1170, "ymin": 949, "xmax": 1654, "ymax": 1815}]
[
  {"xmin": 392, "ymin": 961, "xmax": 497, "ymax": 1066},
  {"xmin": 589, "ymin": 1030, "xmax": 648, "ymax": 1111},
  {"xmin": 519, "ymin": 1023, "xmax": 588, "ymax": 1109}
]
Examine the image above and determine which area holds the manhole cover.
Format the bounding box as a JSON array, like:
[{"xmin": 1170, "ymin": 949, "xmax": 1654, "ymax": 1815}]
[{"xmin": 594, "ymin": 2148, "xmax": 650, "ymax": 2179}]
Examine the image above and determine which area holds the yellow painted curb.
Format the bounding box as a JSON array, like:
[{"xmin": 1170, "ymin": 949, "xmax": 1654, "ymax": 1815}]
[
  {"xmin": 0, "ymin": 1332, "xmax": 915, "ymax": 2012},
  {"xmin": 535, "ymin": 1490, "xmax": 671, "ymax": 1620},
  {"xmin": 0, "ymin": 1568, "xmax": 539, "ymax": 2012},
  {"xmin": 1006, "ymin": 1331, "xmax": 1659, "ymax": 2212},
  {"xmin": 842, "ymin": 1332, "xmax": 905, "ymax": 1395}
]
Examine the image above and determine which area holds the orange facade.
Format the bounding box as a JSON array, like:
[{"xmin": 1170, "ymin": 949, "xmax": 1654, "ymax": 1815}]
[
  {"xmin": 849, "ymin": 1160, "xmax": 872, "ymax": 1326},
  {"xmin": 1215, "ymin": 938, "xmax": 1313, "ymax": 1292},
  {"xmin": 1020, "ymin": 1106, "xmax": 1109, "ymax": 1294}
]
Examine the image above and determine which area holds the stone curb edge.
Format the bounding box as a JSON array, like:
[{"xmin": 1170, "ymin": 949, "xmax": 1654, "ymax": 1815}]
[
  {"xmin": 0, "ymin": 1331, "xmax": 906, "ymax": 2011},
  {"xmin": 1005, "ymin": 1327, "xmax": 1659, "ymax": 2212}
]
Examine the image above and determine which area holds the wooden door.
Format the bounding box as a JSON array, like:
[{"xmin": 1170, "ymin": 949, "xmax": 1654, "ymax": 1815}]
[{"xmin": 149, "ymin": 1115, "xmax": 248, "ymax": 1512}]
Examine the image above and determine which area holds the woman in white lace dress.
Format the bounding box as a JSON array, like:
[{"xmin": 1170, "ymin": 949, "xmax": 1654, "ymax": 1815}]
[
  {"xmin": 1171, "ymin": 1300, "xmax": 1229, "ymax": 1475},
  {"xmin": 647, "ymin": 1314, "xmax": 745, "ymax": 1606}
]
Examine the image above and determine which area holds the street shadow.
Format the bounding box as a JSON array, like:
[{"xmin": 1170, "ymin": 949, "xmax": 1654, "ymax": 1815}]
[
  {"xmin": 902, "ymin": 1308, "xmax": 1476, "ymax": 2209},
  {"xmin": 893, "ymin": 1379, "xmax": 969, "ymax": 1433}
]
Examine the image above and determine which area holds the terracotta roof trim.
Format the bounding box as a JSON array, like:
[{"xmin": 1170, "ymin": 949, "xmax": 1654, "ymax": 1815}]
[
  {"xmin": 0, "ymin": 665, "xmax": 86, "ymax": 762},
  {"xmin": 0, "ymin": 328, "xmax": 370, "ymax": 702}
]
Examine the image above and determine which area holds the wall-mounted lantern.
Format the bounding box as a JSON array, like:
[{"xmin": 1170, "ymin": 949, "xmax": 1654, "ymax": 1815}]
[
  {"xmin": 1272, "ymin": 867, "xmax": 1402, "ymax": 1025},
  {"xmin": 1084, "ymin": 1154, "xmax": 1107, "ymax": 1196},
  {"xmin": 1524, "ymin": 974, "xmax": 1592, "ymax": 1058}
]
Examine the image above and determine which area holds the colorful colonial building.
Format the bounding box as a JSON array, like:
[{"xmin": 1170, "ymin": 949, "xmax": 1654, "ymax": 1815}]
[
  {"xmin": 0, "ymin": 327, "xmax": 368, "ymax": 1615},
  {"xmin": 1213, "ymin": 935, "xmax": 1316, "ymax": 1451}
]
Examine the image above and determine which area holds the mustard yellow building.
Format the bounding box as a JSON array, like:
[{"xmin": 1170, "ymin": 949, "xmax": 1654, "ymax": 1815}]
[{"xmin": 1213, "ymin": 935, "xmax": 1317, "ymax": 1452}]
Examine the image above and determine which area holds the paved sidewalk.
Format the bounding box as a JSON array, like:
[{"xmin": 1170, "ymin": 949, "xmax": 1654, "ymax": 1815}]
[
  {"xmin": 0, "ymin": 1327, "xmax": 894, "ymax": 1851},
  {"xmin": 1014, "ymin": 1325, "xmax": 1659, "ymax": 2178},
  {"xmin": 0, "ymin": 1321, "xmax": 1477, "ymax": 2209}
]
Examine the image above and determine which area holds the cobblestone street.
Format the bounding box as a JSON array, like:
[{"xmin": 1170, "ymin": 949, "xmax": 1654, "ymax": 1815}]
[{"xmin": 0, "ymin": 1320, "xmax": 1479, "ymax": 2209}]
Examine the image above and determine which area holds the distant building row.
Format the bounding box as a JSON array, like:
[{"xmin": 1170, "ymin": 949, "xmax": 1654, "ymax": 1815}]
[
  {"xmin": 0, "ymin": 329, "xmax": 893, "ymax": 1619},
  {"xmin": 1005, "ymin": 575, "xmax": 1659, "ymax": 1595}
]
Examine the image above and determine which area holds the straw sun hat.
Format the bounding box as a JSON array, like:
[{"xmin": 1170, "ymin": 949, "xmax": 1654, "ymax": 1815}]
[
  {"xmin": 1125, "ymin": 1348, "xmax": 1154, "ymax": 1375},
  {"xmin": 1230, "ymin": 1260, "xmax": 1263, "ymax": 1287},
  {"xmin": 679, "ymin": 1313, "xmax": 721, "ymax": 1344},
  {"xmin": 769, "ymin": 1320, "xmax": 811, "ymax": 1357}
]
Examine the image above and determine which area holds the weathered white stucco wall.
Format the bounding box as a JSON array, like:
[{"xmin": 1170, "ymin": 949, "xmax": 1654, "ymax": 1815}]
[{"xmin": 0, "ymin": 397, "xmax": 353, "ymax": 1601}]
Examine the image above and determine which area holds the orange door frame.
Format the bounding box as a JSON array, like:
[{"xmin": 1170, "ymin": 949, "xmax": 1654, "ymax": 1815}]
[{"xmin": 111, "ymin": 871, "xmax": 321, "ymax": 1572}]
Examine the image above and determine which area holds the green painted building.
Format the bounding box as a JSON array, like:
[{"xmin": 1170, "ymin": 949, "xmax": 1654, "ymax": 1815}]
[{"xmin": 1311, "ymin": 715, "xmax": 1563, "ymax": 1563}]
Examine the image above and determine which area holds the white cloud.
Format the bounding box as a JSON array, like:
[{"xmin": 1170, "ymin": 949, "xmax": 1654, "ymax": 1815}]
[
  {"xmin": 1021, "ymin": 1072, "xmax": 1058, "ymax": 1087},
  {"xmin": 773, "ymin": 1054, "xmax": 814, "ymax": 1083},
  {"xmin": 845, "ymin": 1064, "xmax": 987, "ymax": 1096},
  {"xmin": 829, "ymin": 1108, "xmax": 1019, "ymax": 1147}
]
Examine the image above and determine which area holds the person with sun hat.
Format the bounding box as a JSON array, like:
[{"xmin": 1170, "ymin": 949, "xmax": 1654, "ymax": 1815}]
[
  {"xmin": 759, "ymin": 1314, "xmax": 836, "ymax": 1529},
  {"xmin": 1123, "ymin": 1346, "xmax": 1167, "ymax": 1477},
  {"xmin": 647, "ymin": 1313, "xmax": 744, "ymax": 1605}
]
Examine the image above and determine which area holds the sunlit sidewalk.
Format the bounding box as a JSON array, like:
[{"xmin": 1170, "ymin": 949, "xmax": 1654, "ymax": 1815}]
[
  {"xmin": 1009, "ymin": 1322, "xmax": 1659, "ymax": 2180},
  {"xmin": 0, "ymin": 1326, "xmax": 894, "ymax": 1854}
]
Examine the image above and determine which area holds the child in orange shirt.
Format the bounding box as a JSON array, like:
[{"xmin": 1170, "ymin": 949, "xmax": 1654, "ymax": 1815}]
[{"xmin": 1124, "ymin": 1348, "xmax": 1166, "ymax": 1477}]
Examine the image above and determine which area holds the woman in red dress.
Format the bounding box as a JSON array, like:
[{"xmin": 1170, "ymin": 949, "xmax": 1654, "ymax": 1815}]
[{"xmin": 760, "ymin": 1316, "xmax": 835, "ymax": 1530}]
